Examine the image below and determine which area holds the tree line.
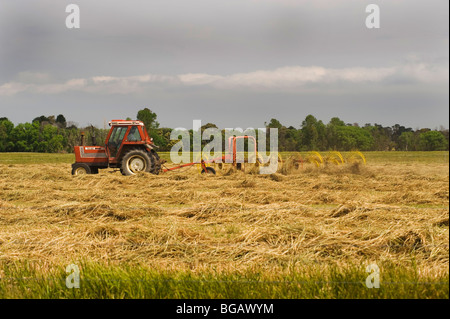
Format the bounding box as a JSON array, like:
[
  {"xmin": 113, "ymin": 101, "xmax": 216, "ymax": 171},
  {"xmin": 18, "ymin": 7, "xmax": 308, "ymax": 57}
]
[
  {"xmin": 0, "ymin": 109, "xmax": 448, "ymax": 153},
  {"xmin": 264, "ymin": 115, "xmax": 449, "ymax": 152}
]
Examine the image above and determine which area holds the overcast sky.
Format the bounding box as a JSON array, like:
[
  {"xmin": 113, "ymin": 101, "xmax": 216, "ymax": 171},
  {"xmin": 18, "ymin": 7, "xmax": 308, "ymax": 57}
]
[{"xmin": 0, "ymin": 0, "xmax": 448, "ymax": 130}]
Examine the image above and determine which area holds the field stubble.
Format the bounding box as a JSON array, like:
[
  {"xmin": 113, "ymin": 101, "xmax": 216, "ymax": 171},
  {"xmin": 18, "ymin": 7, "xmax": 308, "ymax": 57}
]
[{"xmin": 0, "ymin": 153, "xmax": 448, "ymax": 298}]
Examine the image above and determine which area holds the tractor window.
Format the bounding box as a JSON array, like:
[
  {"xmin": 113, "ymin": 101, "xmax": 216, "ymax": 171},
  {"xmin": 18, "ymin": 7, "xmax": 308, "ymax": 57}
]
[
  {"xmin": 108, "ymin": 126, "xmax": 128, "ymax": 157},
  {"xmin": 110, "ymin": 127, "xmax": 127, "ymax": 144},
  {"xmin": 127, "ymin": 126, "xmax": 142, "ymax": 142},
  {"xmin": 117, "ymin": 127, "xmax": 127, "ymax": 141}
]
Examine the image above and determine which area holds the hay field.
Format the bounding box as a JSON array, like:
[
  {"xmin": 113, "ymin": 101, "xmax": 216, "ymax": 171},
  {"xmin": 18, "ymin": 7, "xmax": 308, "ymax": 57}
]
[{"xmin": 0, "ymin": 152, "xmax": 448, "ymax": 298}]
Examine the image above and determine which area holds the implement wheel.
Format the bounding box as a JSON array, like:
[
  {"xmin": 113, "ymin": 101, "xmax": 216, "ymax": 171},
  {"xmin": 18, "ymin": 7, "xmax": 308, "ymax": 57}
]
[
  {"xmin": 201, "ymin": 167, "xmax": 216, "ymax": 175},
  {"xmin": 72, "ymin": 163, "xmax": 91, "ymax": 175},
  {"xmin": 121, "ymin": 149, "xmax": 152, "ymax": 176}
]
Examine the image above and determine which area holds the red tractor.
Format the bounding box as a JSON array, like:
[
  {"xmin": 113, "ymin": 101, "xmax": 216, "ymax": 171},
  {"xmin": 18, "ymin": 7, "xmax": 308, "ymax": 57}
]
[{"xmin": 71, "ymin": 120, "xmax": 161, "ymax": 176}]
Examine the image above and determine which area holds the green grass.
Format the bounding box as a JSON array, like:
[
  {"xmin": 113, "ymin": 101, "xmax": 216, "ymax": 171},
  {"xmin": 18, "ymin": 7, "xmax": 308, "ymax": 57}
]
[
  {"xmin": 0, "ymin": 261, "xmax": 447, "ymax": 299},
  {"xmin": 0, "ymin": 152, "xmax": 74, "ymax": 164},
  {"xmin": 362, "ymin": 151, "xmax": 449, "ymax": 164},
  {"xmin": 1, "ymin": 151, "xmax": 447, "ymax": 165}
]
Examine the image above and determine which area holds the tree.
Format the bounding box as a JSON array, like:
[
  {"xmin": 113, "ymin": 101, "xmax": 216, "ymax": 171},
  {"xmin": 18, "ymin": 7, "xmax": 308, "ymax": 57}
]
[
  {"xmin": 47, "ymin": 115, "xmax": 56, "ymax": 124},
  {"xmin": 265, "ymin": 118, "xmax": 283, "ymax": 129},
  {"xmin": 398, "ymin": 132, "xmax": 417, "ymax": 151},
  {"xmin": 137, "ymin": 108, "xmax": 159, "ymax": 132},
  {"xmin": 440, "ymin": 127, "xmax": 449, "ymax": 150},
  {"xmin": 201, "ymin": 123, "xmax": 218, "ymax": 131},
  {"xmin": 137, "ymin": 108, "xmax": 165, "ymax": 150},
  {"xmin": 284, "ymin": 126, "xmax": 301, "ymax": 151},
  {"xmin": 329, "ymin": 117, "xmax": 346, "ymax": 127},
  {"xmin": 56, "ymin": 114, "xmax": 67, "ymax": 128},
  {"xmin": 335, "ymin": 126, "xmax": 374, "ymax": 151},
  {"xmin": 158, "ymin": 127, "xmax": 173, "ymax": 151},
  {"xmin": 32, "ymin": 115, "xmax": 50, "ymax": 124},
  {"xmin": 63, "ymin": 125, "xmax": 81, "ymax": 152},
  {"xmin": 301, "ymin": 115, "xmax": 326, "ymax": 150},
  {"xmin": 391, "ymin": 124, "xmax": 412, "ymax": 150},
  {"xmin": 363, "ymin": 124, "xmax": 395, "ymax": 151},
  {"xmin": 326, "ymin": 117, "xmax": 346, "ymax": 150},
  {"xmin": 265, "ymin": 118, "xmax": 288, "ymax": 151},
  {"xmin": 9, "ymin": 122, "xmax": 40, "ymax": 152},
  {"xmin": 419, "ymin": 131, "xmax": 448, "ymax": 151},
  {"xmin": 0, "ymin": 118, "xmax": 14, "ymax": 152}
]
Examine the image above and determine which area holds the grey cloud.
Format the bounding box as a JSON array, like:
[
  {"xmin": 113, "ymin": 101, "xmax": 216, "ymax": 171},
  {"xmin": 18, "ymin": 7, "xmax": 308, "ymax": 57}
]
[
  {"xmin": 0, "ymin": 0, "xmax": 448, "ymax": 129},
  {"xmin": 1, "ymin": 60, "xmax": 447, "ymax": 96}
]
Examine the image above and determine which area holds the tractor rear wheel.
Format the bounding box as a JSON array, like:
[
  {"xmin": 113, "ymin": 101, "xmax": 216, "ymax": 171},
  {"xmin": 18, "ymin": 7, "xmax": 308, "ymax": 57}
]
[
  {"xmin": 150, "ymin": 150, "xmax": 161, "ymax": 175},
  {"xmin": 72, "ymin": 163, "xmax": 91, "ymax": 175},
  {"xmin": 121, "ymin": 149, "xmax": 152, "ymax": 176}
]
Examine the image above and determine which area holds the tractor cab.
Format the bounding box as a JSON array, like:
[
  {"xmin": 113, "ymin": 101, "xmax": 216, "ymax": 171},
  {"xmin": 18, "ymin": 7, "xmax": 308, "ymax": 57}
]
[{"xmin": 71, "ymin": 120, "xmax": 161, "ymax": 176}]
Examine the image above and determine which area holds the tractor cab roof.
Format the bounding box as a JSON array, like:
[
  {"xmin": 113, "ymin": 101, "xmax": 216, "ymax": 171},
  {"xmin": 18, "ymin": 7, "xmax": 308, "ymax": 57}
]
[{"xmin": 108, "ymin": 120, "xmax": 144, "ymax": 127}]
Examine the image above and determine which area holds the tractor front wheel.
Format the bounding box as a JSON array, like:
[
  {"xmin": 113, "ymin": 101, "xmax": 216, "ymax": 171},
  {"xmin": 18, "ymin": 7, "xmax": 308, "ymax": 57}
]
[
  {"xmin": 121, "ymin": 150, "xmax": 152, "ymax": 176},
  {"xmin": 72, "ymin": 163, "xmax": 92, "ymax": 175}
]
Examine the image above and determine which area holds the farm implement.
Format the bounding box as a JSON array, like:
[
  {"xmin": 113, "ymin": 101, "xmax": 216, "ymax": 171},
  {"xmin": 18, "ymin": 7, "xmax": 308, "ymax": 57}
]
[{"xmin": 301, "ymin": 151, "xmax": 366, "ymax": 167}]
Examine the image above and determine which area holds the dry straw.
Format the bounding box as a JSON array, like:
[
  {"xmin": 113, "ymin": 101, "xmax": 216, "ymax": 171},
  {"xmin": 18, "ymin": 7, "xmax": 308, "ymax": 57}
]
[{"xmin": 0, "ymin": 160, "xmax": 448, "ymax": 276}]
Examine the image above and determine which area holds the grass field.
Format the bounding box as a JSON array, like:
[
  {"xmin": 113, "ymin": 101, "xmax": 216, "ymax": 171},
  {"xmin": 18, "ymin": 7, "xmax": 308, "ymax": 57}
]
[
  {"xmin": 1, "ymin": 151, "xmax": 448, "ymax": 165},
  {"xmin": 0, "ymin": 151, "xmax": 448, "ymax": 298}
]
